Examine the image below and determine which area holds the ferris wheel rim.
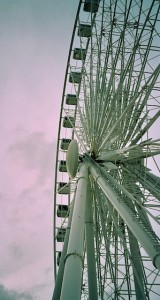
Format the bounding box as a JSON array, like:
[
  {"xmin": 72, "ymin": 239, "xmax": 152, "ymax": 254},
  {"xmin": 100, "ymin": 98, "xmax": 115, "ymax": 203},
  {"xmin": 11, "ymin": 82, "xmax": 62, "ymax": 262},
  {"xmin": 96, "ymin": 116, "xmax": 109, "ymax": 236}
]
[{"xmin": 53, "ymin": 0, "xmax": 83, "ymax": 280}]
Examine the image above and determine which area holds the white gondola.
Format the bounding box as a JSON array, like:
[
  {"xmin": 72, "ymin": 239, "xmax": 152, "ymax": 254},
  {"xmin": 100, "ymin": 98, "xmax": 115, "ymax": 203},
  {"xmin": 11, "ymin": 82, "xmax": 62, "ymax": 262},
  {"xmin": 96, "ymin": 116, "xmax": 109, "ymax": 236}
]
[
  {"xmin": 57, "ymin": 204, "xmax": 69, "ymax": 218},
  {"xmin": 83, "ymin": 0, "xmax": 100, "ymax": 13},
  {"xmin": 69, "ymin": 72, "xmax": 82, "ymax": 84},
  {"xmin": 66, "ymin": 94, "xmax": 77, "ymax": 105},
  {"xmin": 73, "ymin": 48, "xmax": 86, "ymax": 60},
  {"xmin": 58, "ymin": 183, "xmax": 70, "ymax": 195},
  {"xmin": 59, "ymin": 160, "xmax": 67, "ymax": 172},
  {"xmin": 78, "ymin": 23, "xmax": 92, "ymax": 37},
  {"xmin": 60, "ymin": 138, "xmax": 71, "ymax": 150},
  {"xmin": 63, "ymin": 116, "xmax": 75, "ymax": 128},
  {"xmin": 56, "ymin": 228, "xmax": 66, "ymax": 242}
]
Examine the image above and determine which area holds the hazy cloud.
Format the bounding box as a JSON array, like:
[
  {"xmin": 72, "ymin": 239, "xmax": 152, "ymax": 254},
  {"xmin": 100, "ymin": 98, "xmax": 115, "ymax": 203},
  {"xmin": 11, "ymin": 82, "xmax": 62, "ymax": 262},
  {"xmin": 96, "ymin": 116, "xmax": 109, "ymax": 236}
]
[
  {"xmin": 8, "ymin": 131, "xmax": 55, "ymax": 185},
  {"xmin": 0, "ymin": 284, "xmax": 33, "ymax": 300}
]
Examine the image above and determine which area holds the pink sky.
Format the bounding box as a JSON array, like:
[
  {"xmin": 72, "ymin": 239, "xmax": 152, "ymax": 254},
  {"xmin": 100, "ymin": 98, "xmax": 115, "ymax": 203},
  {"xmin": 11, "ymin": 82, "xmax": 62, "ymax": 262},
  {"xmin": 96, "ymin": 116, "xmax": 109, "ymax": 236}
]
[{"xmin": 0, "ymin": 1, "xmax": 77, "ymax": 299}]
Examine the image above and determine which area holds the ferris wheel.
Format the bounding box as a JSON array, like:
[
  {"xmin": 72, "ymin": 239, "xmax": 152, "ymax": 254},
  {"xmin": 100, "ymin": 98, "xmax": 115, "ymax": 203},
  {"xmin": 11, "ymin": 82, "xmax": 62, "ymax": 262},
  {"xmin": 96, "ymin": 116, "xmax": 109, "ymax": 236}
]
[{"xmin": 52, "ymin": 0, "xmax": 160, "ymax": 299}]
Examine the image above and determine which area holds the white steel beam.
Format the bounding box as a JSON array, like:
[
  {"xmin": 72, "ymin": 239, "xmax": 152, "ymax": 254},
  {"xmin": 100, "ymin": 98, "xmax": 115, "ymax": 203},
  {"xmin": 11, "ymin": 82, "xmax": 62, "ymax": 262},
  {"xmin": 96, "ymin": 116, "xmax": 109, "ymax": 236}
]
[
  {"xmin": 89, "ymin": 163, "xmax": 160, "ymax": 270},
  {"xmin": 85, "ymin": 183, "xmax": 98, "ymax": 300},
  {"xmin": 60, "ymin": 164, "xmax": 88, "ymax": 300}
]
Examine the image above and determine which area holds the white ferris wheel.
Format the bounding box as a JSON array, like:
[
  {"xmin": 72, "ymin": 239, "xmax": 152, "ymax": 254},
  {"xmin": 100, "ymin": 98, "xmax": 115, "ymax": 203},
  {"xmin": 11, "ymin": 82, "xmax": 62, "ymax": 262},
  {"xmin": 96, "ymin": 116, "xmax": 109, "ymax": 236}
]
[{"xmin": 53, "ymin": 0, "xmax": 160, "ymax": 299}]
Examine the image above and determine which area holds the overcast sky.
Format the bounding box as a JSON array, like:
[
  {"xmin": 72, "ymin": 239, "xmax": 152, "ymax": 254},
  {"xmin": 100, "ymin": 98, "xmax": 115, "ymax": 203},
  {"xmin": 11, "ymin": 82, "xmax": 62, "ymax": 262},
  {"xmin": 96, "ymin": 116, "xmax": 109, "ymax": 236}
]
[{"xmin": 0, "ymin": 1, "xmax": 78, "ymax": 299}]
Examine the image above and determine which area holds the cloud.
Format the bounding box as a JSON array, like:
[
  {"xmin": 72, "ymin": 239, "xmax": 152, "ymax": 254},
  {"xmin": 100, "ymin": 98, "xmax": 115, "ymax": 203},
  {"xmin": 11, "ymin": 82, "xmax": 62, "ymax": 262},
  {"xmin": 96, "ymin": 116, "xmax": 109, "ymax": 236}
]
[
  {"xmin": 0, "ymin": 187, "xmax": 53, "ymax": 278},
  {"xmin": 0, "ymin": 131, "xmax": 54, "ymax": 283},
  {"xmin": 0, "ymin": 258, "xmax": 53, "ymax": 299},
  {"xmin": 8, "ymin": 131, "xmax": 55, "ymax": 185},
  {"xmin": 0, "ymin": 283, "xmax": 33, "ymax": 300}
]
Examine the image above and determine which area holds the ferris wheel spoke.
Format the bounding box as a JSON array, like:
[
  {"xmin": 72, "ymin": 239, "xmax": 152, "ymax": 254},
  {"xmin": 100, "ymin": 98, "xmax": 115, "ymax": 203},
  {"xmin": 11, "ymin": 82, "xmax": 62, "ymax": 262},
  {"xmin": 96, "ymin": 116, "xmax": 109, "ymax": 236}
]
[
  {"xmin": 127, "ymin": 229, "xmax": 147, "ymax": 299},
  {"xmin": 85, "ymin": 182, "xmax": 98, "ymax": 300},
  {"xmin": 93, "ymin": 190, "xmax": 111, "ymax": 296},
  {"xmin": 94, "ymin": 186, "xmax": 117, "ymax": 283},
  {"xmin": 126, "ymin": 164, "xmax": 160, "ymax": 203},
  {"xmin": 122, "ymin": 70, "xmax": 160, "ymax": 145},
  {"xmin": 99, "ymin": 194, "xmax": 135, "ymax": 297},
  {"xmin": 97, "ymin": 64, "xmax": 160, "ymax": 151},
  {"xmin": 93, "ymin": 184, "xmax": 144, "ymax": 297},
  {"xmin": 93, "ymin": 2, "xmax": 122, "ymax": 136},
  {"xmin": 121, "ymin": 172, "xmax": 156, "ymax": 298},
  {"xmin": 89, "ymin": 161, "xmax": 160, "ymax": 270},
  {"xmin": 95, "ymin": 36, "xmax": 133, "ymax": 141},
  {"xmin": 93, "ymin": 204, "xmax": 103, "ymax": 298},
  {"xmin": 98, "ymin": 161, "xmax": 160, "ymax": 227},
  {"xmin": 130, "ymin": 108, "xmax": 160, "ymax": 146},
  {"xmin": 98, "ymin": 140, "xmax": 160, "ymax": 164},
  {"xmin": 80, "ymin": 73, "xmax": 92, "ymax": 143}
]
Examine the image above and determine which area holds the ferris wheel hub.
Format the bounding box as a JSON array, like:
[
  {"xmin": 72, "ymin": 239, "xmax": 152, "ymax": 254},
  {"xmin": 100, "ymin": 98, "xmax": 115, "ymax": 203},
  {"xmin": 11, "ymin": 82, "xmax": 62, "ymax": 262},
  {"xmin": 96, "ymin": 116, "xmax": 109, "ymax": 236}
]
[{"xmin": 66, "ymin": 139, "xmax": 79, "ymax": 179}]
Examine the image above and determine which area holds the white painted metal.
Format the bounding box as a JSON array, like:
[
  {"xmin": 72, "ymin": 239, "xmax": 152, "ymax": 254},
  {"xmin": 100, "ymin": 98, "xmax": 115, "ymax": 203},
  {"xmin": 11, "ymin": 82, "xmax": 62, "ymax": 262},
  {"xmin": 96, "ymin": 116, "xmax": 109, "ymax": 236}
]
[
  {"xmin": 53, "ymin": 0, "xmax": 160, "ymax": 298},
  {"xmin": 89, "ymin": 163, "xmax": 160, "ymax": 270},
  {"xmin": 66, "ymin": 139, "xmax": 79, "ymax": 179},
  {"xmin": 85, "ymin": 182, "xmax": 98, "ymax": 300},
  {"xmin": 60, "ymin": 164, "xmax": 88, "ymax": 300}
]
